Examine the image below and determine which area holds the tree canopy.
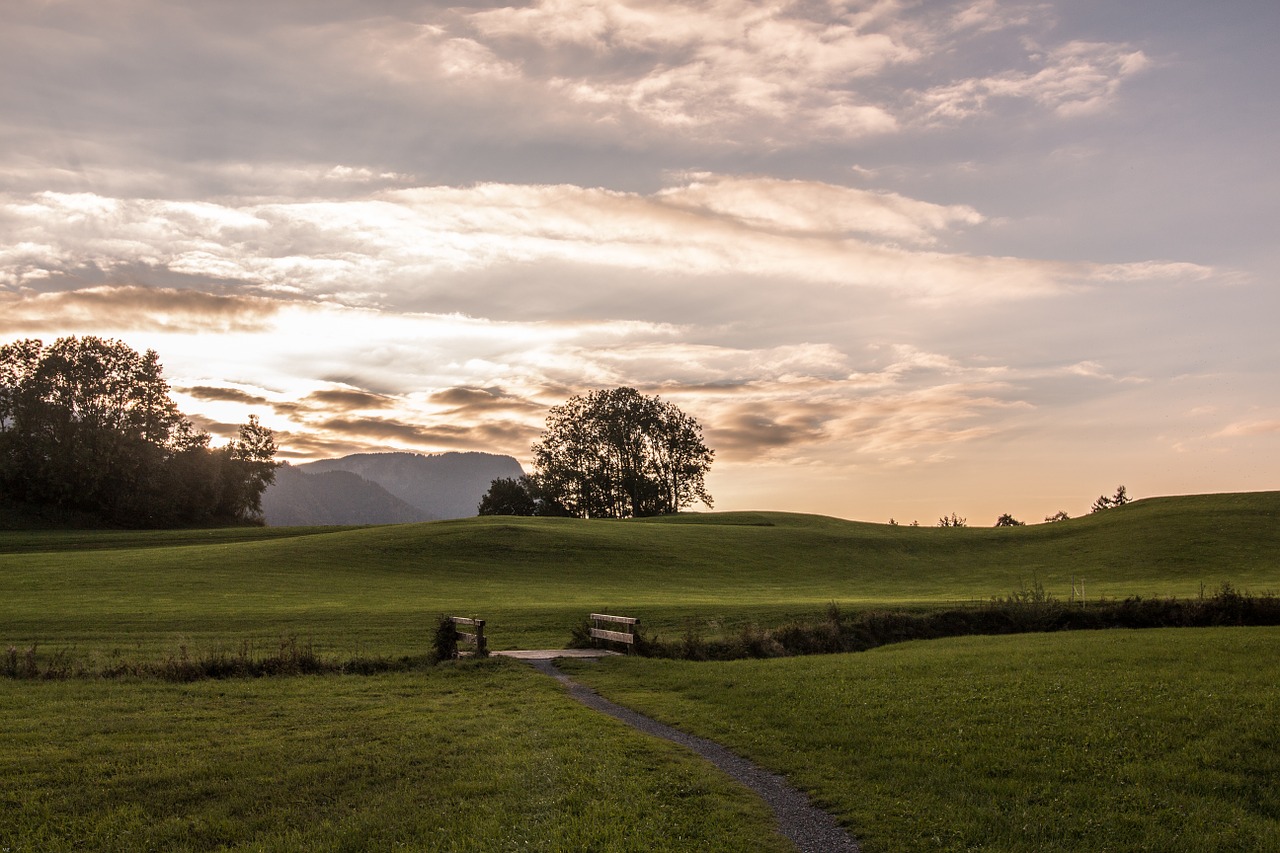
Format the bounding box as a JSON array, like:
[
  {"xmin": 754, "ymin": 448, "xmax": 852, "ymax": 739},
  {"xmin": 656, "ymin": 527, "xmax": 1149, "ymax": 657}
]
[
  {"xmin": 516, "ymin": 387, "xmax": 714, "ymax": 519},
  {"xmin": 476, "ymin": 475, "xmax": 539, "ymax": 517},
  {"xmin": 0, "ymin": 336, "xmax": 279, "ymax": 527}
]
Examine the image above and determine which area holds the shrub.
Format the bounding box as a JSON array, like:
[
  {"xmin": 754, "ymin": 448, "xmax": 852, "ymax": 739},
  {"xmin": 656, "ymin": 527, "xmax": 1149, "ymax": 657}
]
[{"xmin": 431, "ymin": 615, "xmax": 460, "ymax": 663}]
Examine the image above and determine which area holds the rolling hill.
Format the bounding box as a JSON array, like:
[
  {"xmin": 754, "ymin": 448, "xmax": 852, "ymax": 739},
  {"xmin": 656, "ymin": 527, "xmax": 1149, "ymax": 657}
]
[{"xmin": 2, "ymin": 491, "xmax": 1277, "ymax": 655}]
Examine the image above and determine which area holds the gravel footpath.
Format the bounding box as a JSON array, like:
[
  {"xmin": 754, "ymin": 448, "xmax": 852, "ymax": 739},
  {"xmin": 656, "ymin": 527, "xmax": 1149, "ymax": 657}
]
[{"xmin": 528, "ymin": 658, "xmax": 860, "ymax": 853}]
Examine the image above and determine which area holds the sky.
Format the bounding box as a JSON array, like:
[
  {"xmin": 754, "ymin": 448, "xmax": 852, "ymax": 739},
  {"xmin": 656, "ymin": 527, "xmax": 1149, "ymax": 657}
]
[{"xmin": 2, "ymin": 0, "xmax": 1278, "ymax": 525}]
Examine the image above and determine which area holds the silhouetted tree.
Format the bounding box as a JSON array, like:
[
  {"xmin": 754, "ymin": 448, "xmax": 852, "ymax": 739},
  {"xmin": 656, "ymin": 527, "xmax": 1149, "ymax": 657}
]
[
  {"xmin": 214, "ymin": 415, "xmax": 280, "ymax": 522},
  {"xmin": 938, "ymin": 512, "xmax": 967, "ymax": 528},
  {"xmin": 531, "ymin": 387, "xmax": 713, "ymax": 518},
  {"xmin": 1044, "ymin": 510, "xmax": 1071, "ymax": 523},
  {"xmin": 0, "ymin": 336, "xmax": 278, "ymax": 526},
  {"xmin": 477, "ymin": 475, "xmax": 539, "ymax": 516},
  {"xmin": 994, "ymin": 513, "xmax": 1025, "ymax": 527},
  {"xmin": 1090, "ymin": 485, "xmax": 1131, "ymax": 514}
]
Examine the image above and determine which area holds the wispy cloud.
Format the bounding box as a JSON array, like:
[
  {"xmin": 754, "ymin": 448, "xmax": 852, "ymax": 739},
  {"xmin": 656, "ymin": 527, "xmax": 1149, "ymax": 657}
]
[
  {"xmin": 913, "ymin": 40, "xmax": 1150, "ymax": 121},
  {"xmin": 1215, "ymin": 419, "xmax": 1280, "ymax": 438}
]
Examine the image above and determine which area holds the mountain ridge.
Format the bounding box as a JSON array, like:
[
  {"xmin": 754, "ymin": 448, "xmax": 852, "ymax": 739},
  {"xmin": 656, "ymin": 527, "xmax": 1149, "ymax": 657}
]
[{"xmin": 262, "ymin": 450, "xmax": 524, "ymax": 526}]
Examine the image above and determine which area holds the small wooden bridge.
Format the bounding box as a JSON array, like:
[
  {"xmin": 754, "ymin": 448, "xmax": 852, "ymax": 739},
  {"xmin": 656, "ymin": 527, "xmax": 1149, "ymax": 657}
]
[{"xmin": 446, "ymin": 611, "xmax": 638, "ymax": 659}]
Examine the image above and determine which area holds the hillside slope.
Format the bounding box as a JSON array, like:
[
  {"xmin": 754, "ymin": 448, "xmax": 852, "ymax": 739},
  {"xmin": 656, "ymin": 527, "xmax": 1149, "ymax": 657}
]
[{"xmin": 3, "ymin": 491, "xmax": 1277, "ymax": 652}]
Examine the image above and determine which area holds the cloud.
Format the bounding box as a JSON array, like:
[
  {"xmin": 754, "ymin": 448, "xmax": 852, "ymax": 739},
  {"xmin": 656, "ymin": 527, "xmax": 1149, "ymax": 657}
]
[
  {"xmin": 656, "ymin": 174, "xmax": 984, "ymax": 244},
  {"xmin": 0, "ymin": 0, "xmax": 1161, "ymax": 202},
  {"xmin": 1215, "ymin": 419, "xmax": 1280, "ymax": 438},
  {"xmin": 1059, "ymin": 361, "xmax": 1146, "ymax": 383},
  {"xmin": 949, "ymin": 0, "xmax": 1052, "ymax": 35},
  {"xmin": 318, "ymin": 415, "xmax": 538, "ymax": 451},
  {"xmin": 463, "ymin": 0, "xmax": 910, "ymax": 142},
  {"xmin": 0, "ymin": 284, "xmax": 280, "ymax": 334},
  {"xmin": 5, "ymin": 179, "xmax": 1207, "ymax": 316},
  {"xmin": 710, "ymin": 403, "xmax": 833, "ymax": 455},
  {"xmin": 913, "ymin": 40, "xmax": 1150, "ymax": 121},
  {"xmin": 1088, "ymin": 261, "xmax": 1217, "ymax": 283},
  {"xmin": 430, "ymin": 386, "xmax": 545, "ymax": 417},
  {"xmin": 182, "ymin": 386, "xmax": 272, "ymax": 406},
  {"xmin": 302, "ymin": 388, "xmax": 397, "ymax": 412}
]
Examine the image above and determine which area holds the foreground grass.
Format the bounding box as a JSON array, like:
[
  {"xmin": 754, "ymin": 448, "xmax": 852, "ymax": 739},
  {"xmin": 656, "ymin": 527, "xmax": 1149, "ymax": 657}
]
[
  {"xmin": 563, "ymin": 627, "xmax": 1280, "ymax": 853},
  {"xmin": 3, "ymin": 492, "xmax": 1278, "ymax": 668},
  {"xmin": 0, "ymin": 658, "xmax": 791, "ymax": 853}
]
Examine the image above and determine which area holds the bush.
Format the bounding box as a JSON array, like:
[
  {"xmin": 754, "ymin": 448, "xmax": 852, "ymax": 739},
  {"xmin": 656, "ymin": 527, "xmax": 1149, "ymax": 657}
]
[
  {"xmin": 620, "ymin": 585, "xmax": 1280, "ymax": 662},
  {"xmin": 431, "ymin": 615, "xmax": 460, "ymax": 663}
]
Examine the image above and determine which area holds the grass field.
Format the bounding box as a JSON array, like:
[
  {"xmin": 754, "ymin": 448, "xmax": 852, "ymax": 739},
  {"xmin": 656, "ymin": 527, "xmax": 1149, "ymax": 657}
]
[
  {"xmin": 2, "ymin": 492, "xmax": 1277, "ymax": 665},
  {"xmin": 0, "ymin": 658, "xmax": 792, "ymax": 853},
  {"xmin": 2, "ymin": 492, "xmax": 1278, "ymax": 851},
  {"xmin": 563, "ymin": 627, "xmax": 1280, "ymax": 852}
]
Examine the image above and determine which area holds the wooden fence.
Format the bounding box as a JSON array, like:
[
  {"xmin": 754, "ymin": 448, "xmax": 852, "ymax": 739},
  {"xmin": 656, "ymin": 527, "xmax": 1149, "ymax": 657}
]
[
  {"xmin": 450, "ymin": 616, "xmax": 487, "ymax": 656},
  {"xmin": 589, "ymin": 613, "xmax": 638, "ymax": 651}
]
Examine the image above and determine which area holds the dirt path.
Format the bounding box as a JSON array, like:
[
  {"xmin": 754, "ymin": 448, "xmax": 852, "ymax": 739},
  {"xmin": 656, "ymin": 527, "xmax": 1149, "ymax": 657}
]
[{"xmin": 524, "ymin": 656, "xmax": 860, "ymax": 853}]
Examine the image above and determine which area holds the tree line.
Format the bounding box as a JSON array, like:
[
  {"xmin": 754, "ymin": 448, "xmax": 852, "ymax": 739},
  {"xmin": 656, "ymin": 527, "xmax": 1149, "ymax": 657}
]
[
  {"xmin": 0, "ymin": 336, "xmax": 279, "ymax": 527},
  {"xmin": 892, "ymin": 484, "xmax": 1133, "ymax": 528}
]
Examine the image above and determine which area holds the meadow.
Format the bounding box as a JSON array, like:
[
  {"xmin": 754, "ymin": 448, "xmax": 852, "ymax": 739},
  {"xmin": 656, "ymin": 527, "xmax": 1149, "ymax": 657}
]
[
  {"xmin": 563, "ymin": 627, "xmax": 1280, "ymax": 852},
  {"xmin": 0, "ymin": 660, "xmax": 791, "ymax": 853},
  {"xmin": 2, "ymin": 492, "xmax": 1278, "ymax": 851},
  {"xmin": 3, "ymin": 492, "xmax": 1277, "ymax": 665}
]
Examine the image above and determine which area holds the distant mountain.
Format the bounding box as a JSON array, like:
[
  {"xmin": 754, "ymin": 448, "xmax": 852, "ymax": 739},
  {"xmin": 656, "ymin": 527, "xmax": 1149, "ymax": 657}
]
[
  {"xmin": 261, "ymin": 451, "xmax": 525, "ymax": 526},
  {"xmin": 262, "ymin": 465, "xmax": 431, "ymax": 526}
]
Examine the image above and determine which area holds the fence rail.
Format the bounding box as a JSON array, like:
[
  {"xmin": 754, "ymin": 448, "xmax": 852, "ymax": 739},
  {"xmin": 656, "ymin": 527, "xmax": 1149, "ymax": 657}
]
[
  {"xmin": 450, "ymin": 616, "xmax": 487, "ymax": 656},
  {"xmin": 589, "ymin": 613, "xmax": 638, "ymax": 651}
]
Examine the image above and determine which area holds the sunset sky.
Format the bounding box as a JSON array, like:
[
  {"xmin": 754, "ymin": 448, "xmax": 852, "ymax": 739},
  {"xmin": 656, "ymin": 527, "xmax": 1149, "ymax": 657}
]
[{"xmin": 3, "ymin": 0, "xmax": 1277, "ymax": 524}]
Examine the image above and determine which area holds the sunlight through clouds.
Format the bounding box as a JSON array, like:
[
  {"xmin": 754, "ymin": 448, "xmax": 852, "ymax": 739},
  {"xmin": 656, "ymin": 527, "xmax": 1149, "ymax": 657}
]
[
  {"xmin": 1, "ymin": 0, "xmax": 1276, "ymax": 522},
  {"xmin": 1, "ymin": 180, "xmax": 1210, "ymax": 311}
]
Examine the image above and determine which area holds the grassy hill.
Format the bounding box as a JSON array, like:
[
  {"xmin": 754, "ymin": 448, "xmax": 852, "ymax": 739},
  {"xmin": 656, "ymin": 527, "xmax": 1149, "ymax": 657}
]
[
  {"xmin": 3, "ymin": 492, "xmax": 1278, "ymax": 852},
  {"xmin": 2, "ymin": 492, "xmax": 1277, "ymax": 659}
]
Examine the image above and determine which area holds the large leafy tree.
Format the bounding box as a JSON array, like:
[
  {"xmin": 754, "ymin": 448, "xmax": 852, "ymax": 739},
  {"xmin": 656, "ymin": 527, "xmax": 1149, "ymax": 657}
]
[
  {"xmin": 0, "ymin": 336, "xmax": 278, "ymax": 527},
  {"xmin": 529, "ymin": 387, "xmax": 713, "ymax": 518}
]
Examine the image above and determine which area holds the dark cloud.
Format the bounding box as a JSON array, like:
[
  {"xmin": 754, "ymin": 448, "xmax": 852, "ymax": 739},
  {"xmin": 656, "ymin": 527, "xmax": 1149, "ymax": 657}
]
[
  {"xmin": 708, "ymin": 404, "xmax": 831, "ymax": 459},
  {"xmin": 430, "ymin": 386, "xmax": 543, "ymax": 416},
  {"xmin": 303, "ymin": 388, "xmax": 395, "ymax": 412},
  {"xmin": 182, "ymin": 386, "xmax": 271, "ymax": 406},
  {"xmin": 0, "ymin": 285, "xmax": 280, "ymax": 334},
  {"xmin": 270, "ymin": 431, "xmax": 371, "ymax": 461},
  {"xmin": 318, "ymin": 416, "xmax": 537, "ymax": 453}
]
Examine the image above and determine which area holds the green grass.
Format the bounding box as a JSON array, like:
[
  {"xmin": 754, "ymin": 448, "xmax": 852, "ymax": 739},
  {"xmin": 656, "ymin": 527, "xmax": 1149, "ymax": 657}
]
[
  {"xmin": 2, "ymin": 492, "xmax": 1278, "ymax": 664},
  {"xmin": 3, "ymin": 493, "xmax": 1279, "ymax": 851},
  {"xmin": 563, "ymin": 627, "xmax": 1280, "ymax": 852},
  {"xmin": 0, "ymin": 657, "xmax": 792, "ymax": 853}
]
